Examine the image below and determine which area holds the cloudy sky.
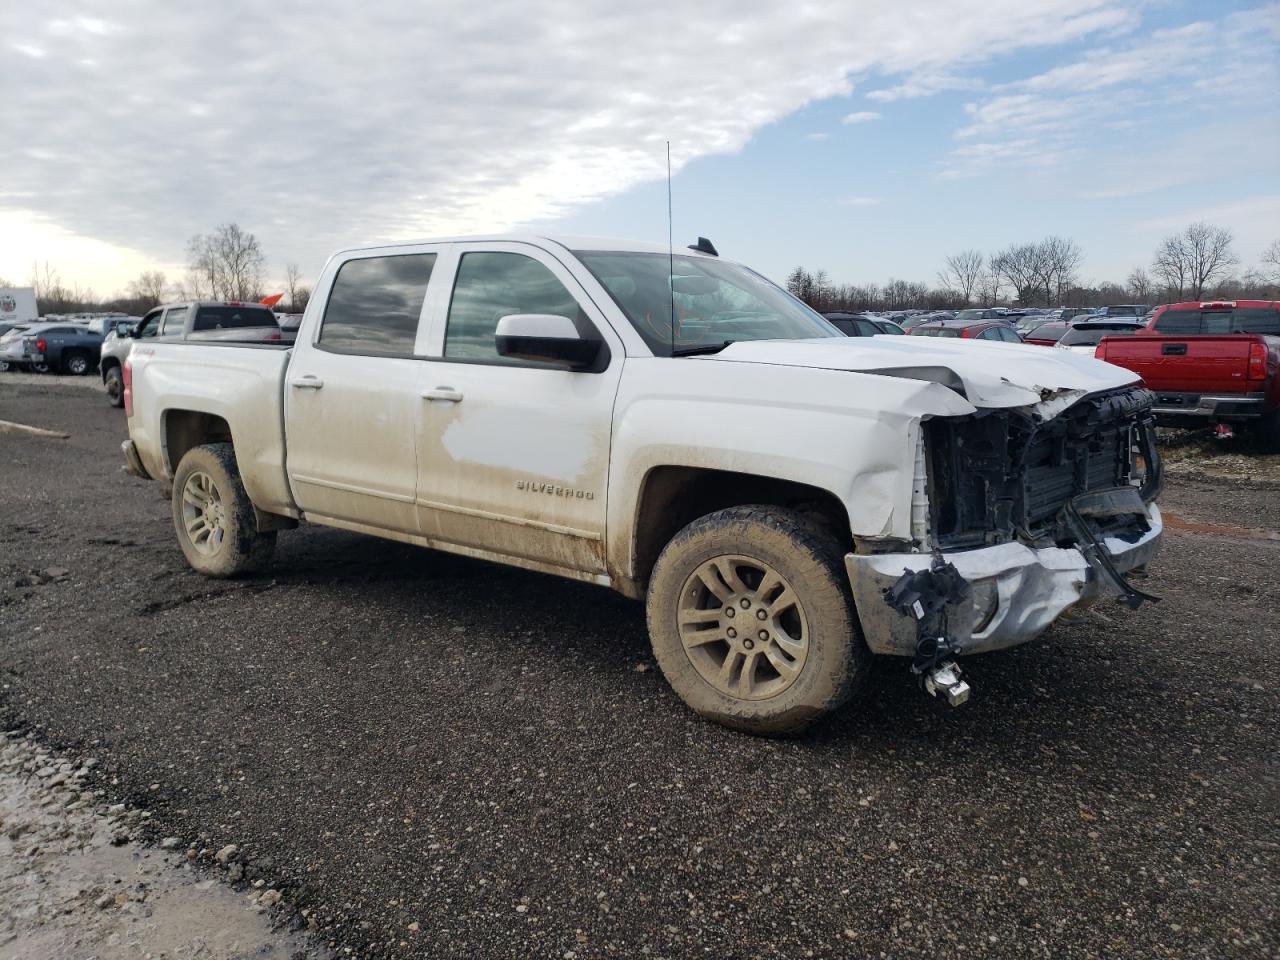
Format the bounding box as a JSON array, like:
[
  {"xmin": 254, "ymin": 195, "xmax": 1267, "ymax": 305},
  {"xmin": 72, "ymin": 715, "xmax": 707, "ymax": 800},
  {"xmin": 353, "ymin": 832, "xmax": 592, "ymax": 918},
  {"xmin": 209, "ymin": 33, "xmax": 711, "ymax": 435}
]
[{"xmin": 1, "ymin": 0, "xmax": 1277, "ymax": 297}]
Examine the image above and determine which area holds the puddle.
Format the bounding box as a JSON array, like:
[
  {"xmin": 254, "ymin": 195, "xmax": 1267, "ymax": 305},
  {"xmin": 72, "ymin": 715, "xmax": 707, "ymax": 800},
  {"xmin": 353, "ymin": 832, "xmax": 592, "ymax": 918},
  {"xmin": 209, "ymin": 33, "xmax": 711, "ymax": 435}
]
[
  {"xmin": 1161, "ymin": 511, "xmax": 1280, "ymax": 542},
  {"xmin": 0, "ymin": 731, "xmax": 329, "ymax": 960}
]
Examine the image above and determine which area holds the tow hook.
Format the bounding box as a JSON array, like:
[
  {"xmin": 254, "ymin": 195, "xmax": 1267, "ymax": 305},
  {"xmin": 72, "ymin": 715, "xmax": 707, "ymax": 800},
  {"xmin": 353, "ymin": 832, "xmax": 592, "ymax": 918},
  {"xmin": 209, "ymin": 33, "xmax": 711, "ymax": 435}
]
[
  {"xmin": 884, "ymin": 551, "xmax": 974, "ymax": 707},
  {"xmin": 923, "ymin": 660, "xmax": 970, "ymax": 707}
]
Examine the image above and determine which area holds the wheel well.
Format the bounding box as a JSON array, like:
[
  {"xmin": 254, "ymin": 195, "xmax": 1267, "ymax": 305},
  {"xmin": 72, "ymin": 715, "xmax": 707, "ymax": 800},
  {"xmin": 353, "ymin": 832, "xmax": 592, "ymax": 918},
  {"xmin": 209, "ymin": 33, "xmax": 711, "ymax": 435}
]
[
  {"xmin": 631, "ymin": 466, "xmax": 853, "ymax": 587},
  {"xmin": 164, "ymin": 410, "xmax": 233, "ymax": 476},
  {"xmin": 101, "ymin": 356, "xmax": 121, "ymax": 379}
]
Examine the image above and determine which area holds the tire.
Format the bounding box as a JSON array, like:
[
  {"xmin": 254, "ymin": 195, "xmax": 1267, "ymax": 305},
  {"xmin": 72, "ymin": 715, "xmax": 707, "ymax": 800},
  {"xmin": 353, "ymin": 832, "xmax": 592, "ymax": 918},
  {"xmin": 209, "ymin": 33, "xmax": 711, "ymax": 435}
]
[
  {"xmin": 62, "ymin": 351, "xmax": 91, "ymax": 376},
  {"xmin": 1254, "ymin": 410, "xmax": 1280, "ymax": 454},
  {"xmin": 646, "ymin": 505, "xmax": 870, "ymax": 734},
  {"xmin": 104, "ymin": 366, "xmax": 124, "ymax": 407},
  {"xmin": 32, "ymin": 362, "xmax": 50, "ymax": 374},
  {"xmin": 171, "ymin": 443, "xmax": 276, "ymax": 577},
  {"xmin": 0, "ymin": 360, "xmax": 8, "ymax": 372}
]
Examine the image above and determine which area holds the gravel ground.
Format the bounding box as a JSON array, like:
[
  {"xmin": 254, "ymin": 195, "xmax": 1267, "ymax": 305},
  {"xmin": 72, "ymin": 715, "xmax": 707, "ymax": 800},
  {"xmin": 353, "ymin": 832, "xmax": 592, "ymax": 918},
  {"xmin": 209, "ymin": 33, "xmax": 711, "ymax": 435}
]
[
  {"xmin": 0, "ymin": 731, "xmax": 326, "ymax": 959},
  {"xmin": 1, "ymin": 378, "xmax": 1277, "ymax": 959}
]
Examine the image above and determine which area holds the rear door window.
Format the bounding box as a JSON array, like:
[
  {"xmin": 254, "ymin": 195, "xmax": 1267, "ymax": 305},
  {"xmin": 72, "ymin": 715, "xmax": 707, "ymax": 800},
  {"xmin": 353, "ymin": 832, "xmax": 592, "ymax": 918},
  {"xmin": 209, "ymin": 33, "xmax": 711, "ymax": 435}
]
[
  {"xmin": 319, "ymin": 253, "xmax": 436, "ymax": 356},
  {"xmin": 161, "ymin": 306, "xmax": 189, "ymax": 336}
]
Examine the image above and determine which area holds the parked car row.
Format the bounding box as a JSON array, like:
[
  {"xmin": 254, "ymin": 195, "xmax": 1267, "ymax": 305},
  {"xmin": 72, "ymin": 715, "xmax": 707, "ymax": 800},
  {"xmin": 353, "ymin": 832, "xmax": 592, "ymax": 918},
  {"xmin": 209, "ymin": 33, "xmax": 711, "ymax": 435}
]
[{"xmin": 0, "ymin": 320, "xmax": 113, "ymax": 374}]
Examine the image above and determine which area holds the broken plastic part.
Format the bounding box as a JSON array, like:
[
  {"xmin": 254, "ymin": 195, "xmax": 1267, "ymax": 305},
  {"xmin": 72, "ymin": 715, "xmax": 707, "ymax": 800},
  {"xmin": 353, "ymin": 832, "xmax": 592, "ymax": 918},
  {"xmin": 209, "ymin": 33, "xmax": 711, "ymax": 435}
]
[
  {"xmin": 1062, "ymin": 490, "xmax": 1161, "ymax": 609},
  {"xmin": 884, "ymin": 552, "xmax": 972, "ymax": 678}
]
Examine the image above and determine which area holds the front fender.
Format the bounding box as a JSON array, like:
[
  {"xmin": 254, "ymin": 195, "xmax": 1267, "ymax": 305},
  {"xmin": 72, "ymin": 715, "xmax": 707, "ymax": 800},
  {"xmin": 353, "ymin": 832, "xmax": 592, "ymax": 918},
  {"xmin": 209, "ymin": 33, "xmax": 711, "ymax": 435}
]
[{"xmin": 606, "ymin": 359, "xmax": 975, "ymax": 582}]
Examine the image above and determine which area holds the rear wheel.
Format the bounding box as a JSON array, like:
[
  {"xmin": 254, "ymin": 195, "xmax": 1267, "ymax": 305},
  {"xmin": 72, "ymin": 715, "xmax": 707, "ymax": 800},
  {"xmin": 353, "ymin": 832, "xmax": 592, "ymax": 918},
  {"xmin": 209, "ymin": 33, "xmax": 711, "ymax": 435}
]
[
  {"xmin": 171, "ymin": 443, "xmax": 276, "ymax": 577},
  {"xmin": 31, "ymin": 362, "xmax": 50, "ymax": 374},
  {"xmin": 1254, "ymin": 410, "xmax": 1280, "ymax": 454},
  {"xmin": 104, "ymin": 366, "xmax": 124, "ymax": 407},
  {"xmin": 646, "ymin": 505, "xmax": 870, "ymax": 734},
  {"xmin": 62, "ymin": 351, "xmax": 91, "ymax": 376}
]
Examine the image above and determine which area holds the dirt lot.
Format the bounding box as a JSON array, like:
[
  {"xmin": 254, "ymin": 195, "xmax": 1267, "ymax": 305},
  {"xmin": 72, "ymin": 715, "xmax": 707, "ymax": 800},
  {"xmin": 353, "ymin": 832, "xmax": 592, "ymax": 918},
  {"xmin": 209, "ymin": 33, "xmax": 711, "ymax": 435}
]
[{"xmin": 1, "ymin": 376, "xmax": 1277, "ymax": 959}]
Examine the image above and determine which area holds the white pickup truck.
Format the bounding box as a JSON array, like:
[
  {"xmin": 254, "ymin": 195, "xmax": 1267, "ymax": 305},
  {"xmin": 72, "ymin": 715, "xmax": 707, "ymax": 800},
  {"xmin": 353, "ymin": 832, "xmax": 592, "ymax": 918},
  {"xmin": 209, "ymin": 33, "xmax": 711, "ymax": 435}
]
[{"xmin": 123, "ymin": 235, "xmax": 1163, "ymax": 733}]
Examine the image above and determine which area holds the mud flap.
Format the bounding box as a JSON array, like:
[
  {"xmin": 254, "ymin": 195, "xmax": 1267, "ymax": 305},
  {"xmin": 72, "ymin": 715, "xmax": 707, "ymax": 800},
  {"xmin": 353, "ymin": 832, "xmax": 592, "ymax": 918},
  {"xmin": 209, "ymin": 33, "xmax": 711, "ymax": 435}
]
[{"xmin": 1061, "ymin": 487, "xmax": 1160, "ymax": 610}]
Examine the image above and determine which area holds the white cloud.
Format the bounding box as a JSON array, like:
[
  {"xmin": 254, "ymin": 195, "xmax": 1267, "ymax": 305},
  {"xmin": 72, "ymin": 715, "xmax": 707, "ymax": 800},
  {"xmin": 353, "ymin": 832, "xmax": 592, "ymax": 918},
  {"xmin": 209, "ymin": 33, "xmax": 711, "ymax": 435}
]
[
  {"xmin": 841, "ymin": 111, "xmax": 882, "ymax": 124},
  {"xmin": 939, "ymin": 5, "xmax": 1280, "ymax": 179},
  {"xmin": 0, "ymin": 0, "xmax": 1153, "ymax": 279},
  {"xmin": 837, "ymin": 196, "xmax": 884, "ymax": 206}
]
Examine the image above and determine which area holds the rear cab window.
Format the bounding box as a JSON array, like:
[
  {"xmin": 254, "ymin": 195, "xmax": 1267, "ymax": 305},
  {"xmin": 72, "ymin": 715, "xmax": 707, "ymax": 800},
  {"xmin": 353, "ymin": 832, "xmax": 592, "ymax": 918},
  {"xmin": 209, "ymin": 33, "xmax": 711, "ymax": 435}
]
[
  {"xmin": 192, "ymin": 306, "xmax": 276, "ymax": 332},
  {"xmin": 1154, "ymin": 307, "xmax": 1280, "ymax": 335}
]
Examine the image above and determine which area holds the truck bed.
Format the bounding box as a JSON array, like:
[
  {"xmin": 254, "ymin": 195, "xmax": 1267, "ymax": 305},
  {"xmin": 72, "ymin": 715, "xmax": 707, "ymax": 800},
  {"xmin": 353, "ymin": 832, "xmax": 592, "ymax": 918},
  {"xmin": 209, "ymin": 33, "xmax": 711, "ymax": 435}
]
[
  {"xmin": 1096, "ymin": 333, "xmax": 1278, "ymax": 422},
  {"xmin": 127, "ymin": 341, "xmax": 296, "ymax": 515}
]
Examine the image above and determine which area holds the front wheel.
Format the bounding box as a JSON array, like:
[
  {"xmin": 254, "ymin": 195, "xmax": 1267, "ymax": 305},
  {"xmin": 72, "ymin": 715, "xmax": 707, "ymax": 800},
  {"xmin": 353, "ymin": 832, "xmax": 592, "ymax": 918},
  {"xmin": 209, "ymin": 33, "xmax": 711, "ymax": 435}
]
[
  {"xmin": 646, "ymin": 505, "xmax": 870, "ymax": 734},
  {"xmin": 104, "ymin": 366, "xmax": 124, "ymax": 407},
  {"xmin": 31, "ymin": 362, "xmax": 50, "ymax": 374},
  {"xmin": 171, "ymin": 443, "xmax": 276, "ymax": 577}
]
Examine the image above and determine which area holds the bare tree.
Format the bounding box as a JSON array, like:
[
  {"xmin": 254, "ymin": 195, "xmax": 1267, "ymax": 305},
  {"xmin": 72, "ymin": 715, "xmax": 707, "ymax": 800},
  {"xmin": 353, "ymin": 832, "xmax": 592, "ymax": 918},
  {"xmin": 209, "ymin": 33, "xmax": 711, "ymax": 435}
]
[
  {"xmin": 1262, "ymin": 238, "xmax": 1280, "ymax": 283},
  {"xmin": 284, "ymin": 263, "xmax": 306, "ymax": 312},
  {"xmin": 938, "ymin": 250, "xmax": 984, "ymax": 305},
  {"xmin": 991, "ymin": 243, "xmax": 1044, "ymax": 304},
  {"xmin": 1126, "ymin": 267, "xmax": 1153, "ymax": 302},
  {"xmin": 127, "ymin": 270, "xmax": 168, "ymax": 308},
  {"xmin": 29, "ymin": 261, "xmax": 71, "ymax": 313},
  {"xmin": 1151, "ymin": 222, "xmax": 1238, "ymax": 300},
  {"xmin": 1038, "ymin": 236, "xmax": 1083, "ymax": 305},
  {"xmin": 185, "ymin": 223, "xmax": 266, "ymax": 301},
  {"xmin": 974, "ymin": 265, "xmax": 1004, "ymax": 305}
]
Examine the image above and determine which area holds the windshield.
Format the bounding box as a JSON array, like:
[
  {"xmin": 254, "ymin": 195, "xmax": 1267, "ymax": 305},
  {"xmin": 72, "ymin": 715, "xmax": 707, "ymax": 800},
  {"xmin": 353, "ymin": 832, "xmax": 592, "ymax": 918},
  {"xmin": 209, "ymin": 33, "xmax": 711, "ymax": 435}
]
[
  {"xmin": 913, "ymin": 327, "xmax": 962, "ymax": 338},
  {"xmin": 956, "ymin": 309, "xmax": 993, "ymax": 321},
  {"xmin": 1026, "ymin": 322, "xmax": 1068, "ymax": 341},
  {"xmin": 1059, "ymin": 324, "xmax": 1140, "ymax": 346},
  {"xmin": 574, "ymin": 251, "xmax": 837, "ymax": 355}
]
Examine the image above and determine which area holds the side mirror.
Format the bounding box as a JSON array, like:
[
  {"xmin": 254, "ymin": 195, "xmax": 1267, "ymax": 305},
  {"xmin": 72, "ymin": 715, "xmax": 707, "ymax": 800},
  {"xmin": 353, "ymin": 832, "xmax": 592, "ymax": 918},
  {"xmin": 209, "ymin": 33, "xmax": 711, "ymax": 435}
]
[{"xmin": 495, "ymin": 314, "xmax": 600, "ymax": 369}]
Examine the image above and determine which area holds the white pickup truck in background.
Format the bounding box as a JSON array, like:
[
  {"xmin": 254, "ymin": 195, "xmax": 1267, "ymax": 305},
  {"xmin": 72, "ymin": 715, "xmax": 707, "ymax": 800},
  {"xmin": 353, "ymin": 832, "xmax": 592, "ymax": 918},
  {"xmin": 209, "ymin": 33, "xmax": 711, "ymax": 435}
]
[{"xmin": 123, "ymin": 235, "xmax": 1163, "ymax": 733}]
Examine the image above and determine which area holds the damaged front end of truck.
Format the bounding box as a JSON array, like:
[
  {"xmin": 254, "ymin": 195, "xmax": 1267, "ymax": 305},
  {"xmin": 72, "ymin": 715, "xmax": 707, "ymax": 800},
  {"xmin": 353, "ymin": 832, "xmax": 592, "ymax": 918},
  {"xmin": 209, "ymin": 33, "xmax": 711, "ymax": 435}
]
[{"xmin": 847, "ymin": 383, "xmax": 1164, "ymax": 705}]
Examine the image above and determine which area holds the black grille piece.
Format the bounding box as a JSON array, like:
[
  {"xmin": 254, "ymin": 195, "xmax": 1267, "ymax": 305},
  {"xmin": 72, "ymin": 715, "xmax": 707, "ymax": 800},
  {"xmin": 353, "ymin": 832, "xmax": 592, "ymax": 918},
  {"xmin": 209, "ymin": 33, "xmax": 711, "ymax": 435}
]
[{"xmin": 925, "ymin": 386, "xmax": 1158, "ymax": 550}]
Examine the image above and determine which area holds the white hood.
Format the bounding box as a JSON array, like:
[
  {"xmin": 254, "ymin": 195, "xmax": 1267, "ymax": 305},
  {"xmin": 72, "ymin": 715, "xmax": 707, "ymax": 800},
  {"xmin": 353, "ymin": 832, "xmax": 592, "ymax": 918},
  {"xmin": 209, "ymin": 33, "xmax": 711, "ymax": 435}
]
[{"xmin": 699, "ymin": 336, "xmax": 1140, "ymax": 410}]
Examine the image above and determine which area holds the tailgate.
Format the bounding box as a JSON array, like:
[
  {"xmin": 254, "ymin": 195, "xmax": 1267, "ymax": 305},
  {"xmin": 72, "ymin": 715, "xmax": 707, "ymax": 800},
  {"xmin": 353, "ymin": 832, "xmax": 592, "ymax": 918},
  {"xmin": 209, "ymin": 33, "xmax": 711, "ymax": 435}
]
[{"xmin": 1098, "ymin": 335, "xmax": 1257, "ymax": 394}]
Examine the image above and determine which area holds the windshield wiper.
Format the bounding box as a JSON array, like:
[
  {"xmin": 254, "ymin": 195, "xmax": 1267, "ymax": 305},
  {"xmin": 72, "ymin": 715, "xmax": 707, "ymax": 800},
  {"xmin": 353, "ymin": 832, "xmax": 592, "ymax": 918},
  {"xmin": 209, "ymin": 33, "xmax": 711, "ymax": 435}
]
[{"xmin": 670, "ymin": 340, "xmax": 735, "ymax": 357}]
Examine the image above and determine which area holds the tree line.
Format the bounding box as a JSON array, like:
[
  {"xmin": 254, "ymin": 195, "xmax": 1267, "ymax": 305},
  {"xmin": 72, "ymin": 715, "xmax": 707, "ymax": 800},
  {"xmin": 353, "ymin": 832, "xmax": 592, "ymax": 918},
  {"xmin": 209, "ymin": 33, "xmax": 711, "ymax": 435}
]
[
  {"xmin": 9, "ymin": 220, "xmax": 1279, "ymax": 318},
  {"xmin": 788, "ymin": 224, "xmax": 1280, "ymax": 313}
]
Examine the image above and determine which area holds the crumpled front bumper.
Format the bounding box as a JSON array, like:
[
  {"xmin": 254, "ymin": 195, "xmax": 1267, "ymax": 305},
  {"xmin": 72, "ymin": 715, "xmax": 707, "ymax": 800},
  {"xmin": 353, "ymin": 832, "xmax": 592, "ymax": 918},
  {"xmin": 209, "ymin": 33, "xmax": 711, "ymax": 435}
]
[{"xmin": 846, "ymin": 503, "xmax": 1163, "ymax": 656}]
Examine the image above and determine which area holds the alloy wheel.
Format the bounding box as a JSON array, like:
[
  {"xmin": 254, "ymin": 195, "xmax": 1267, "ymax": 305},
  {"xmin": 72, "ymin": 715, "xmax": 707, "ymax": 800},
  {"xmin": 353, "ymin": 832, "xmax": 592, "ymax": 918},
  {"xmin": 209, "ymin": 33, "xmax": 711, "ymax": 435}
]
[
  {"xmin": 180, "ymin": 470, "xmax": 227, "ymax": 557},
  {"xmin": 677, "ymin": 555, "xmax": 809, "ymax": 701}
]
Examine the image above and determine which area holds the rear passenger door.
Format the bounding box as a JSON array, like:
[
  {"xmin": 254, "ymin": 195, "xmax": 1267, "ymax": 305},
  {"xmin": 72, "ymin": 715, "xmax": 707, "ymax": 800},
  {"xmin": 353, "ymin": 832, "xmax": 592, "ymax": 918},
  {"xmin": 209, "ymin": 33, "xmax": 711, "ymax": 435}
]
[
  {"xmin": 285, "ymin": 248, "xmax": 440, "ymax": 531},
  {"xmin": 412, "ymin": 242, "xmax": 624, "ymax": 577}
]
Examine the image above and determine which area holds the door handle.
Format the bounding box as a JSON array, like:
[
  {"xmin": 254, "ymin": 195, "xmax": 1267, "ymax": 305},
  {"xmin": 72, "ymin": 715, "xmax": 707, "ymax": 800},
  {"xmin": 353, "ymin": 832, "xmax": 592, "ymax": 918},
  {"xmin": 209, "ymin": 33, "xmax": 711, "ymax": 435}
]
[
  {"xmin": 421, "ymin": 387, "xmax": 463, "ymax": 402},
  {"xmin": 1160, "ymin": 343, "xmax": 1187, "ymax": 356},
  {"xmin": 290, "ymin": 376, "xmax": 324, "ymax": 389}
]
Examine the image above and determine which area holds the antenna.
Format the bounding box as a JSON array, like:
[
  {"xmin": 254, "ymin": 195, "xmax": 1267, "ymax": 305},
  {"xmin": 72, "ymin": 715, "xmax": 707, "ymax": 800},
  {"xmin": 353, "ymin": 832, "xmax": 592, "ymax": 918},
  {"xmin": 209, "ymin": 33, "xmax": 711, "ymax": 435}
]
[{"xmin": 667, "ymin": 140, "xmax": 675, "ymax": 357}]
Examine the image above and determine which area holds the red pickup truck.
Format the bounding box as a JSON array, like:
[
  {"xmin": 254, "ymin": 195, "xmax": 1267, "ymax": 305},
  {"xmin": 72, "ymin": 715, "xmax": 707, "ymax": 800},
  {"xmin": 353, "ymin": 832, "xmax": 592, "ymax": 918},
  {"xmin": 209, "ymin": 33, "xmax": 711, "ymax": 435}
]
[{"xmin": 1094, "ymin": 300, "xmax": 1280, "ymax": 447}]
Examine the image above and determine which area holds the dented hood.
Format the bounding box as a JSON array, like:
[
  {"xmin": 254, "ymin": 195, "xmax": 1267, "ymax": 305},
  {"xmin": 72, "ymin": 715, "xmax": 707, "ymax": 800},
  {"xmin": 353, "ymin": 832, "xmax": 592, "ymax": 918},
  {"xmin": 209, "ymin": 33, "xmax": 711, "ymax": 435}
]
[{"xmin": 699, "ymin": 336, "xmax": 1141, "ymax": 409}]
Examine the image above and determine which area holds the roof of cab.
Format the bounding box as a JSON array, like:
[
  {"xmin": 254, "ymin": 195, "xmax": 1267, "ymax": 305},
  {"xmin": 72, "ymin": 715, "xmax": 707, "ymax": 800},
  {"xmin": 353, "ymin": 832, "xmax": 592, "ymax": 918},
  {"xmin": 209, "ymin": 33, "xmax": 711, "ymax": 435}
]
[{"xmin": 330, "ymin": 234, "xmax": 723, "ymax": 259}]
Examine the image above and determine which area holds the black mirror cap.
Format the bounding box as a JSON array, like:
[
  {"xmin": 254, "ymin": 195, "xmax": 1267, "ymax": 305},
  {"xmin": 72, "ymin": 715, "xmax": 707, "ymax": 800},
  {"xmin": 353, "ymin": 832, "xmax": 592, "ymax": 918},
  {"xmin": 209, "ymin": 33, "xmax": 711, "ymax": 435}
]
[{"xmin": 495, "ymin": 333, "xmax": 602, "ymax": 370}]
